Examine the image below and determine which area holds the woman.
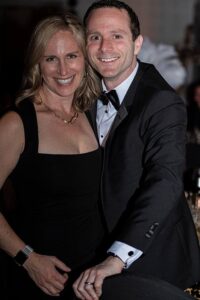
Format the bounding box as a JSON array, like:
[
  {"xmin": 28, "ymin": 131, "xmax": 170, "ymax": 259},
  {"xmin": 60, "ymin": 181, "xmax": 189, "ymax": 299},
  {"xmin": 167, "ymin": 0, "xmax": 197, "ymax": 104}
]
[{"xmin": 0, "ymin": 13, "xmax": 105, "ymax": 299}]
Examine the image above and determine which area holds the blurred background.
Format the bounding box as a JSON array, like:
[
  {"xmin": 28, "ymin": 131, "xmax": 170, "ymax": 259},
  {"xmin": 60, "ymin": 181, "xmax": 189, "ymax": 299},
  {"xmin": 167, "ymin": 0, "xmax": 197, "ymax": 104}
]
[
  {"xmin": 0, "ymin": 0, "xmax": 200, "ymax": 110},
  {"xmin": 0, "ymin": 1, "xmax": 200, "ymax": 294},
  {"xmin": 1, "ymin": 0, "xmax": 200, "ymax": 216}
]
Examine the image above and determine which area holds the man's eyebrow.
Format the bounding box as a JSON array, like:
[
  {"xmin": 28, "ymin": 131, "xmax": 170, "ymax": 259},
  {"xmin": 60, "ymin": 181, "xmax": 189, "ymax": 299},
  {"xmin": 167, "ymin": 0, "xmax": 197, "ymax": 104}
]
[{"xmin": 87, "ymin": 29, "xmax": 127, "ymax": 35}]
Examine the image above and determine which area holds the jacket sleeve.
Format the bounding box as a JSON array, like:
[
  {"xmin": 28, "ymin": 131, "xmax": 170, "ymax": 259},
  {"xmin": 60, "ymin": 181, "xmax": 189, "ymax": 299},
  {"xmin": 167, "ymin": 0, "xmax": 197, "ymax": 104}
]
[{"xmin": 116, "ymin": 90, "xmax": 187, "ymax": 252}]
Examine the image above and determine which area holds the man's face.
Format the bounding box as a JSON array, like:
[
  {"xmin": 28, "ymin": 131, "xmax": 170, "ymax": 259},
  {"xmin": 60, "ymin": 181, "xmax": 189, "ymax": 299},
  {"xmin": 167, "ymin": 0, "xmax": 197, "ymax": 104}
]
[{"xmin": 86, "ymin": 7, "xmax": 143, "ymax": 88}]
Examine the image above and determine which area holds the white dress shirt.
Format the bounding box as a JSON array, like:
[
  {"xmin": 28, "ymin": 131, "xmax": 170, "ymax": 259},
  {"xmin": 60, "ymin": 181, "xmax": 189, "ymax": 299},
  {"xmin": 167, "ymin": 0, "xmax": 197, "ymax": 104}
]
[{"xmin": 97, "ymin": 63, "xmax": 143, "ymax": 267}]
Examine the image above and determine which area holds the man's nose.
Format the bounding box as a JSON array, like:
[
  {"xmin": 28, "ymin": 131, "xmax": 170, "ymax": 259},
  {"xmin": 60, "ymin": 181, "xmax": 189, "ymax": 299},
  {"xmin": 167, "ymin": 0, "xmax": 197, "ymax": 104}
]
[{"xmin": 100, "ymin": 38, "xmax": 113, "ymax": 51}]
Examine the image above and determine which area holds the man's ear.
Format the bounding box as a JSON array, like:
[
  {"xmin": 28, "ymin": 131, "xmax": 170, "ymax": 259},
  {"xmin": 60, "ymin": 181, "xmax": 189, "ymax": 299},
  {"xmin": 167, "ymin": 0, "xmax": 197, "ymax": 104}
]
[{"xmin": 134, "ymin": 35, "xmax": 143, "ymax": 55}]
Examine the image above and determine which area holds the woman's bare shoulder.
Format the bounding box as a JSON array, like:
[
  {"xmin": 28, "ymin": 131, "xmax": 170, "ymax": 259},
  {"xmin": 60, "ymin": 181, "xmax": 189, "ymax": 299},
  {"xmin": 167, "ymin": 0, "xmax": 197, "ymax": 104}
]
[
  {"xmin": 0, "ymin": 110, "xmax": 23, "ymax": 132},
  {"xmin": 0, "ymin": 111, "xmax": 24, "ymax": 153}
]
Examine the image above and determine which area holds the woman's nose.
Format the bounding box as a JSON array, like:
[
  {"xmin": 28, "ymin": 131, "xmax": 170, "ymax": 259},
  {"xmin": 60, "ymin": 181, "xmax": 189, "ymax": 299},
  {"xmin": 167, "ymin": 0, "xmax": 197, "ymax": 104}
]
[{"xmin": 58, "ymin": 61, "xmax": 68, "ymax": 76}]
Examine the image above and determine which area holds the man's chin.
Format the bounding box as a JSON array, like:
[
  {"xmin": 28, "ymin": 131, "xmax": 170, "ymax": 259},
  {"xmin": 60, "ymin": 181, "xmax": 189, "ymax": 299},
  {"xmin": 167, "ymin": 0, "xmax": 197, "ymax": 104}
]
[{"xmin": 97, "ymin": 69, "xmax": 117, "ymax": 78}]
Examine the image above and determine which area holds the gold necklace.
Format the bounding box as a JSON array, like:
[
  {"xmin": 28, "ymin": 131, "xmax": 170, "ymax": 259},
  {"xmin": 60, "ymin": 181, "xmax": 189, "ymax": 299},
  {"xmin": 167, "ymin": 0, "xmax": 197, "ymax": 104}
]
[{"xmin": 38, "ymin": 94, "xmax": 79, "ymax": 125}]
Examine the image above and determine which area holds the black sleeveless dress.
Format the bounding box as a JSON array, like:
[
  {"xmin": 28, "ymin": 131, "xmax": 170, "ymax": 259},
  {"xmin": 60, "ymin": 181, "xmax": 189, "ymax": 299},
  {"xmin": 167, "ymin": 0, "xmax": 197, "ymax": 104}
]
[{"xmin": 6, "ymin": 100, "xmax": 105, "ymax": 299}]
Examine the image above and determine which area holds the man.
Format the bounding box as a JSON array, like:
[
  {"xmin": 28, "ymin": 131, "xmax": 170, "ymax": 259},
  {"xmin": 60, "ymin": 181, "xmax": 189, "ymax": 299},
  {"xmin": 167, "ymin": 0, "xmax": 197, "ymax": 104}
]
[{"xmin": 73, "ymin": 1, "xmax": 200, "ymax": 299}]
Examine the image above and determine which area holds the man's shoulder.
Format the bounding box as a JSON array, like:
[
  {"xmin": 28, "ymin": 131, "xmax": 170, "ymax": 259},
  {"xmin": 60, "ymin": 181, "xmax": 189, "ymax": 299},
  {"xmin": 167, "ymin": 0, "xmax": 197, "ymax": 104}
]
[
  {"xmin": 138, "ymin": 61, "xmax": 174, "ymax": 92},
  {"xmin": 131, "ymin": 61, "xmax": 184, "ymax": 113}
]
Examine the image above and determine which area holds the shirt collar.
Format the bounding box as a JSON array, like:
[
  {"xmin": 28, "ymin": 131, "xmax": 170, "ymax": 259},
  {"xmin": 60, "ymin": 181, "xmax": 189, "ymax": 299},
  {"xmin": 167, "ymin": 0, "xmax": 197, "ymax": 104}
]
[{"xmin": 101, "ymin": 62, "xmax": 139, "ymax": 105}]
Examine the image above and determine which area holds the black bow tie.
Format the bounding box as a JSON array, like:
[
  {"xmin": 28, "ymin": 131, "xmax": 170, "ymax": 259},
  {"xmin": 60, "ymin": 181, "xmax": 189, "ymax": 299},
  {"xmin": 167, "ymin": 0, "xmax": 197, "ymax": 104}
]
[{"xmin": 99, "ymin": 90, "xmax": 120, "ymax": 111}]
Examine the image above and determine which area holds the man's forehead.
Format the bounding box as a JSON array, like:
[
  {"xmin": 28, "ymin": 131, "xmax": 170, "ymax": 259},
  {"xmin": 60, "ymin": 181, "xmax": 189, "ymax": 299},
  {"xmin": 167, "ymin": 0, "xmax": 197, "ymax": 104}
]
[{"xmin": 85, "ymin": 7, "xmax": 129, "ymax": 25}]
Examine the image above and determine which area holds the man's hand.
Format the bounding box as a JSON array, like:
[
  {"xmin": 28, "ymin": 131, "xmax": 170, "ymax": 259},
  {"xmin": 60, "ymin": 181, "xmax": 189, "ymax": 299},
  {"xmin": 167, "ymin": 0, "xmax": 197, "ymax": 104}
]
[
  {"xmin": 23, "ymin": 252, "xmax": 71, "ymax": 296},
  {"xmin": 73, "ymin": 256, "xmax": 124, "ymax": 300}
]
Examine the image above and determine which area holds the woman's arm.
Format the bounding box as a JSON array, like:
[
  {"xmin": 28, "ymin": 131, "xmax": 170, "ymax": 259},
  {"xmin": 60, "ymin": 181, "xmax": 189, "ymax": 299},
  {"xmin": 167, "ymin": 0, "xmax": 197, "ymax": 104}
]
[{"xmin": 0, "ymin": 112, "xmax": 70, "ymax": 296}]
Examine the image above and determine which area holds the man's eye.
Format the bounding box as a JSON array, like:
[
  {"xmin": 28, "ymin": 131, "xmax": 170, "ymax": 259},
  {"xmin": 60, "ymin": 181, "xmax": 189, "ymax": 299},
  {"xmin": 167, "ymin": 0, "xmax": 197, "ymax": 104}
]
[{"xmin": 113, "ymin": 34, "xmax": 122, "ymax": 39}]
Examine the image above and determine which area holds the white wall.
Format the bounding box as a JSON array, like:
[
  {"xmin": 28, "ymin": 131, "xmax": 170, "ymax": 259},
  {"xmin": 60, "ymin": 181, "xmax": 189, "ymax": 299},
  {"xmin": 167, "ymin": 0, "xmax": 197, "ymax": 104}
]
[
  {"xmin": 127, "ymin": 0, "xmax": 195, "ymax": 44},
  {"xmin": 77, "ymin": 0, "xmax": 196, "ymax": 45},
  {"xmin": 0, "ymin": 0, "xmax": 197, "ymax": 45}
]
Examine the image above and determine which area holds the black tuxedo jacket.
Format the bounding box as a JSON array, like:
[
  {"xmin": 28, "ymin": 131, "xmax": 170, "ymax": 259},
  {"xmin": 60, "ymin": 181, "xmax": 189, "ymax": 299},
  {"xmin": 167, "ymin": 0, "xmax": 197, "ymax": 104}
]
[
  {"xmin": 101, "ymin": 274, "xmax": 194, "ymax": 300},
  {"xmin": 89, "ymin": 61, "xmax": 200, "ymax": 289}
]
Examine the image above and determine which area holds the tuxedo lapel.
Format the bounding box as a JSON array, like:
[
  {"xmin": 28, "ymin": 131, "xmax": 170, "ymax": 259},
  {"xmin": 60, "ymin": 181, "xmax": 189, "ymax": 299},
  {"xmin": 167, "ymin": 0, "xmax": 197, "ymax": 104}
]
[{"xmin": 106, "ymin": 61, "xmax": 150, "ymax": 146}]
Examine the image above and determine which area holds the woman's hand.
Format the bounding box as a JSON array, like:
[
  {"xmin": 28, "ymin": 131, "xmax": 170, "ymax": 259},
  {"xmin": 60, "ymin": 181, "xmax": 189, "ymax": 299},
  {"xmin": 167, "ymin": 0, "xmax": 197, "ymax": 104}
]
[
  {"xmin": 73, "ymin": 256, "xmax": 124, "ymax": 300},
  {"xmin": 24, "ymin": 252, "xmax": 71, "ymax": 296}
]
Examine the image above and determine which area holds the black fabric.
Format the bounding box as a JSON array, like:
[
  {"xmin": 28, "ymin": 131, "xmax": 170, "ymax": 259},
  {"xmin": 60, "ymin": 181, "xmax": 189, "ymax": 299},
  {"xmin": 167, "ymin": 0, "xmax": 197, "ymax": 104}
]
[
  {"xmin": 101, "ymin": 274, "xmax": 194, "ymax": 300},
  {"xmin": 14, "ymin": 100, "xmax": 38, "ymax": 155},
  {"xmin": 99, "ymin": 90, "xmax": 120, "ymax": 111},
  {"xmin": 90, "ymin": 61, "xmax": 200, "ymax": 289},
  {"xmin": 5, "ymin": 100, "xmax": 105, "ymax": 299}
]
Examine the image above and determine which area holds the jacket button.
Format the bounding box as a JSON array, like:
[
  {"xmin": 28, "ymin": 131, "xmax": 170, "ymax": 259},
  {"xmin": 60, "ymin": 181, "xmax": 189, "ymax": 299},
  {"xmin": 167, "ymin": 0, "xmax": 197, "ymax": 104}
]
[
  {"xmin": 145, "ymin": 232, "xmax": 151, "ymax": 238},
  {"xmin": 128, "ymin": 251, "xmax": 134, "ymax": 256}
]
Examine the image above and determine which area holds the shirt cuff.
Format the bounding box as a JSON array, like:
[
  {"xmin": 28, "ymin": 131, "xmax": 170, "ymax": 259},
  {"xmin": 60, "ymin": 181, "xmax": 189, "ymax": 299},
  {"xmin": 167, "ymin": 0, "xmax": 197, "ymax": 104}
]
[{"xmin": 107, "ymin": 241, "xmax": 143, "ymax": 269}]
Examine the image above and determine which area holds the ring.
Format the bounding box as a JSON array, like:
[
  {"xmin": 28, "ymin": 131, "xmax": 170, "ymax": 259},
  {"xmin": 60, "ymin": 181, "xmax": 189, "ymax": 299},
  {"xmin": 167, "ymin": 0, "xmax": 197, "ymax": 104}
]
[{"xmin": 85, "ymin": 281, "xmax": 94, "ymax": 285}]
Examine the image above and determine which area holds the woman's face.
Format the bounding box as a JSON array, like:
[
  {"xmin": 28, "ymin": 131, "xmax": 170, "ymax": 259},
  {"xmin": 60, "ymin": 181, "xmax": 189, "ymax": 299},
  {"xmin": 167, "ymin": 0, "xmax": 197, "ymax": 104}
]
[
  {"xmin": 39, "ymin": 30, "xmax": 85, "ymax": 101},
  {"xmin": 194, "ymin": 86, "xmax": 200, "ymax": 108}
]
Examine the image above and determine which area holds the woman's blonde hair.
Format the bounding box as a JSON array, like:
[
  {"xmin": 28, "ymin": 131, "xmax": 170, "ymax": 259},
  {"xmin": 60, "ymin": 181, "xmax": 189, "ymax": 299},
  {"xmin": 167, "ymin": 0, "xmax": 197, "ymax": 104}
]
[{"xmin": 16, "ymin": 13, "xmax": 100, "ymax": 111}]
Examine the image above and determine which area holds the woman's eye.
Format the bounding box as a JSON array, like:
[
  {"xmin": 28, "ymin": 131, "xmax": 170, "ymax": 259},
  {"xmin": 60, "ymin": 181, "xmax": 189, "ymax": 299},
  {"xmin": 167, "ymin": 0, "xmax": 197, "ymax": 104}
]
[
  {"xmin": 67, "ymin": 54, "xmax": 77, "ymax": 59},
  {"xmin": 46, "ymin": 56, "xmax": 56, "ymax": 62},
  {"xmin": 89, "ymin": 35, "xmax": 100, "ymax": 41}
]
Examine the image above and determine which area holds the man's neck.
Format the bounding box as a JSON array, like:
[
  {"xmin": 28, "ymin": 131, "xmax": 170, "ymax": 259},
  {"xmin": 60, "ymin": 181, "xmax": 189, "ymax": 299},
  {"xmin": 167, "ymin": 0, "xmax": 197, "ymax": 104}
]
[
  {"xmin": 102, "ymin": 62, "xmax": 138, "ymax": 91},
  {"xmin": 102, "ymin": 61, "xmax": 139, "ymax": 93}
]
